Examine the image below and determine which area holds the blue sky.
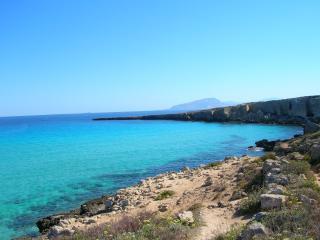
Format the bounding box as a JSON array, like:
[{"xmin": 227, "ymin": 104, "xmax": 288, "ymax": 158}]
[{"xmin": 0, "ymin": 0, "xmax": 319, "ymax": 116}]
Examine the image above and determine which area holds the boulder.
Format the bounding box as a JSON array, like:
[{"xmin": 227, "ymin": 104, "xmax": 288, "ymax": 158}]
[
  {"xmin": 310, "ymin": 144, "xmax": 320, "ymax": 163},
  {"xmin": 255, "ymin": 139, "xmax": 277, "ymax": 151},
  {"xmin": 80, "ymin": 198, "xmax": 106, "ymax": 216},
  {"xmin": 202, "ymin": 176, "xmax": 213, "ymax": 187},
  {"xmin": 300, "ymin": 194, "xmax": 318, "ymax": 206},
  {"xmin": 177, "ymin": 211, "xmax": 194, "ymax": 225},
  {"xmin": 261, "ymin": 194, "xmax": 287, "ymax": 210},
  {"xmin": 158, "ymin": 204, "xmax": 168, "ymax": 212},
  {"xmin": 48, "ymin": 226, "xmax": 75, "ymax": 238},
  {"xmin": 264, "ymin": 173, "xmax": 288, "ymax": 186},
  {"xmin": 263, "ymin": 160, "xmax": 281, "ymax": 174},
  {"xmin": 36, "ymin": 215, "xmax": 65, "ymax": 233},
  {"xmin": 267, "ymin": 185, "xmax": 286, "ymax": 195},
  {"xmin": 119, "ymin": 199, "xmax": 129, "ymax": 208},
  {"xmin": 253, "ymin": 212, "xmax": 268, "ymax": 222},
  {"xmin": 239, "ymin": 222, "xmax": 269, "ymax": 240},
  {"xmin": 230, "ymin": 191, "xmax": 247, "ymax": 201},
  {"xmin": 288, "ymin": 152, "xmax": 305, "ymax": 161},
  {"xmin": 104, "ymin": 200, "xmax": 113, "ymax": 211}
]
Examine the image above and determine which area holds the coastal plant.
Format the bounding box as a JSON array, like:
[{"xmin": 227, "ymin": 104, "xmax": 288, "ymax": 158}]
[
  {"xmin": 260, "ymin": 152, "xmax": 276, "ymax": 161},
  {"xmin": 238, "ymin": 188, "xmax": 262, "ymax": 215},
  {"xmin": 282, "ymin": 160, "xmax": 311, "ymax": 177},
  {"xmin": 214, "ymin": 225, "xmax": 243, "ymax": 240},
  {"xmin": 238, "ymin": 160, "xmax": 263, "ymax": 193},
  {"xmin": 260, "ymin": 205, "xmax": 320, "ymax": 239},
  {"xmin": 205, "ymin": 161, "xmax": 222, "ymax": 169},
  {"xmin": 115, "ymin": 215, "xmax": 192, "ymax": 240},
  {"xmin": 155, "ymin": 190, "xmax": 175, "ymax": 200}
]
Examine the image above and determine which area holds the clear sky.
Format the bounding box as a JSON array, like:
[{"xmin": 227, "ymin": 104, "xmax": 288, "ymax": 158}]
[{"xmin": 0, "ymin": 0, "xmax": 319, "ymax": 117}]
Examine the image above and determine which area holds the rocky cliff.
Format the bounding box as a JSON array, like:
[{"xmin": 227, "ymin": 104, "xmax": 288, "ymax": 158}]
[{"xmin": 94, "ymin": 95, "xmax": 320, "ymax": 133}]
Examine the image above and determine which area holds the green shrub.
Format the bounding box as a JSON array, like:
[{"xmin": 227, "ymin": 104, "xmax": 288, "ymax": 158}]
[
  {"xmin": 66, "ymin": 212, "xmax": 193, "ymax": 240},
  {"xmin": 304, "ymin": 154, "xmax": 311, "ymax": 162},
  {"xmin": 238, "ymin": 189, "xmax": 262, "ymax": 215},
  {"xmin": 260, "ymin": 152, "xmax": 276, "ymax": 161},
  {"xmin": 116, "ymin": 216, "xmax": 192, "ymax": 240},
  {"xmin": 261, "ymin": 206, "xmax": 310, "ymax": 238},
  {"xmin": 310, "ymin": 131, "xmax": 320, "ymax": 139},
  {"xmin": 237, "ymin": 161, "xmax": 263, "ymax": 193},
  {"xmin": 155, "ymin": 190, "xmax": 175, "ymax": 200},
  {"xmin": 215, "ymin": 225, "xmax": 243, "ymax": 240},
  {"xmin": 282, "ymin": 160, "xmax": 311, "ymax": 177},
  {"xmin": 205, "ymin": 161, "xmax": 222, "ymax": 168}
]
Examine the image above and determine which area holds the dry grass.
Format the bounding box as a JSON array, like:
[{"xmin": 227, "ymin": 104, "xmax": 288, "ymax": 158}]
[
  {"xmin": 155, "ymin": 190, "xmax": 175, "ymax": 201},
  {"xmin": 62, "ymin": 211, "xmax": 193, "ymax": 240}
]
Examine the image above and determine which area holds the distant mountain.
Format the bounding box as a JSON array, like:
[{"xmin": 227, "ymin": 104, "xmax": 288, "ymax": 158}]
[{"xmin": 169, "ymin": 98, "xmax": 238, "ymax": 111}]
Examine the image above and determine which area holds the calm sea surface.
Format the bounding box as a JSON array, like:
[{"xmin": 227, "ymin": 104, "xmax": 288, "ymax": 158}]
[{"xmin": 0, "ymin": 112, "xmax": 302, "ymax": 239}]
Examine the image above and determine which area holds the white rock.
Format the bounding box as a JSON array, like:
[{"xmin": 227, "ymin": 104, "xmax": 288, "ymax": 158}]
[
  {"xmin": 261, "ymin": 194, "xmax": 287, "ymax": 210},
  {"xmin": 48, "ymin": 226, "xmax": 75, "ymax": 238},
  {"xmin": 178, "ymin": 211, "xmax": 194, "ymax": 224}
]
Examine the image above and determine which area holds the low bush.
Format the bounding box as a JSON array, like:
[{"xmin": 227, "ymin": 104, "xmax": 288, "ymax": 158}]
[
  {"xmin": 237, "ymin": 160, "xmax": 263, "ymax": 193},
  {"xmin": 260, "ymin": 152, "xmax": 276, "ymax": 161},
  {"xmin": 205, "ymin": 161, "xmax": 222, "ymax": 168},
  {"xmin": 282, "ymin": 160, "xmax": 311, "ymax": 177},
  {"xmin": 115, "ymin": 215, "xmax": 192, "ymax": 240},
  {"xmin": 214, "ymin": 225, "xmax": 243, "ymax": 240},
  {"xmin": 261, "ymin": 204, "xmax": 320, "ymax": 239},
  {"xmin": 238, "ymin": 188, "xmax": 262, "ymax": 215},
  {"xmin": 67, "ymin": 212, "xmax": 193, "ymax": 240},
  {"xmin": 310, "ymin": 131, "xmax": 320, "ymax": 139},
  {"xmin": 155, "ymin": 190, "xmax": 175, "ymax": 201}
]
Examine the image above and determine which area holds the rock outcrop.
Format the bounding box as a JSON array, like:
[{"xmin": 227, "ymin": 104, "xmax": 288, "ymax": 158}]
[{"xmin": 94, "ymin": 95, "xmax": 320, "ymax": 133}]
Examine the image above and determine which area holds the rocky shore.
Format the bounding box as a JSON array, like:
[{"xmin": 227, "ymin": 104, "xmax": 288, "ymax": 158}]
[
  {"xmin": 18, "ymin": 129, "xmax": 320, "ymax": 240},
  {"xmin": 94, "ymin": 95, "xmax": 320, "ymax": 134},
  {"xmin": 18, "ymin": 95, "xmax": 320, "ymax": 240}
]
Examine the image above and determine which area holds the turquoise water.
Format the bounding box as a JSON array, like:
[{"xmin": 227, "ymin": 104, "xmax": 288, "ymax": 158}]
[{"xmin": 0, "ymin": 112, "xmax": 302, "ymax": 239}]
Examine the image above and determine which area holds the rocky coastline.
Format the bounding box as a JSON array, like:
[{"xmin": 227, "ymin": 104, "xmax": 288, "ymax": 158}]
[
  {"xmin": 94, "ymin": 95, "xmax": 320, "ymax": 134},
  {"xmin": 18, "ymin": 95, "xmax": 320, "ymax": 240},
  {"xmin": 17, "ymin": 129, "xmax": 320, "ymax": 240}
]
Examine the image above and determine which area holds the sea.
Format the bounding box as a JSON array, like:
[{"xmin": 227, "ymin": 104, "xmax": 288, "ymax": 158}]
[{"xmin": 0, "ymin": 111, "xmax": 303, "ymax": 239}]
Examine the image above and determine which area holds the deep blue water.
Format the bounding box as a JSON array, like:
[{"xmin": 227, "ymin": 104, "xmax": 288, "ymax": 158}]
[{"xmin": 0, "ymin": 112, "xmax": 302, "ymax": 239}]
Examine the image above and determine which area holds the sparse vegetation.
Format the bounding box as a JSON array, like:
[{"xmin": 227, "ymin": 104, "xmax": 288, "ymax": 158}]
[
  {"xmin": 238, "ymin": 188, "xmax": 262, "ymax": 215},
  {"xmin": 260, "ymin": 152, "xmax": 276, "ymax": 161},
  {"xmin": 282, "ymin": 160, "xmax": 311, "ymax": 177},
  {"xmin": 214, "ymin": 225, "xmax": 243, "ymax": 240},
  {"xmin": 64, "ymin": 212, "xmax": 193, "ymax": 240},
  {"xmin": 155, "ymin": 190, "xmax": 175, "ymax": 200},
  {"xmin": 187, "ymin": 203, "xmax": 203, "ymax": 212},
  {"xmin": 205, "ymin": 161, "xmax": 222, "ymax": 168},
  {"xmin": 238, "ymin": 158, "xmax": 263, "ymax": 192},
  {"xmin": 309, "ymin": 131, "xmax": 320, "ymax": 139}
]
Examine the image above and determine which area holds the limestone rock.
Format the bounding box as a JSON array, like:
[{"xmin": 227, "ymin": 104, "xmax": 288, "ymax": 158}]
[
  {"xmin": 253, "ymin": 212, "xmax": 268, "ymax": 222},
  {"xmin": 267, "ymin": 185, "xmax": 286, "ymax": 195},
  {"xmin": 261, "ymin": 194, "xmax": 287, "ymax": 210},
  {"xmin": 263, "ymin": 160, "xmax": 281, "ymax": 174},
  {"xmin": 300, "ymin": 194, "xmax": 318, "ymax": 205},
  {"xmin": 158, "ymin": 204, "xmax": 168, "ymax": 212},
  {"xmin": 202, "ymin": 176, "xmax": 213, "ymax": 187},
  {"xmin": 177, "ymin": 211, "xmax": 194, "ymax": 225},
  {"xmin": 310, "ymin": 144, "xmax": 320, "ymax": 162},
  {"xmin": 239, "ymin": 222, "xmax": 269, "ymax": 240},
  {"xmin": 48, "ymin": 226, "xmax": 75, "ymax": 238}
]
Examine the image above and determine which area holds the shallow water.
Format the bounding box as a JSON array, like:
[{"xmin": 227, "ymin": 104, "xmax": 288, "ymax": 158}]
[{"xmin": 0, "ymin": 112, "xmax": 302, "ymax": 239}]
